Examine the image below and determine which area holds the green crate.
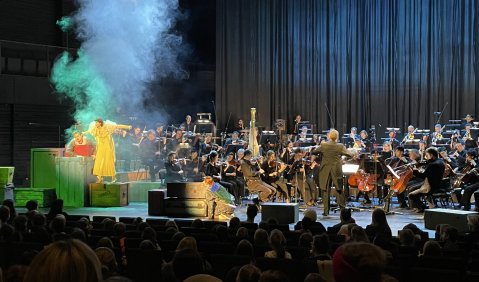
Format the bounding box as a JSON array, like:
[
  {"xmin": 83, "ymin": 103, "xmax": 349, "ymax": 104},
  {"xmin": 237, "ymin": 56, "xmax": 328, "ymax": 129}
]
[
  {"xmin": 56, "ymin": 157, "xmax": 96, "ymax": 207},
  {"xmin": 15, "ymin": 188, "xmax": 57, "ymax": 207},
  {"xmin": 90, "ymin": 183, "xmax": 129, "ymax": 207},
  {"xmin": 0, "ymin": 167, "xmax": 14, "ymax": 186}
]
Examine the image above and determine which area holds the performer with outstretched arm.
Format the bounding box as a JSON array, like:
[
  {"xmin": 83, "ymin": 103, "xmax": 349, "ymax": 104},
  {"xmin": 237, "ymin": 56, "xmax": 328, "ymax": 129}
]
[{"xmin": 84, "ymin": 118, "xmax": 131, "ymax": 183}]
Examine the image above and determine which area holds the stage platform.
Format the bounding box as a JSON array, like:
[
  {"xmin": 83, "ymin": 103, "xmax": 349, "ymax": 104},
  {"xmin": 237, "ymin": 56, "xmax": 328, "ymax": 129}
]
[{"xmin": 21, "ymin": 200, "xmax": 448, "ymax": 238}]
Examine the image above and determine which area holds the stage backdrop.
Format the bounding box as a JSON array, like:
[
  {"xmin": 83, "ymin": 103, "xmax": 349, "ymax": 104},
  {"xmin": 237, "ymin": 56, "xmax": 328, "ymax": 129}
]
[{"xmin": 216, "ymin": 0, "xmax": 479, "ymax": 135}]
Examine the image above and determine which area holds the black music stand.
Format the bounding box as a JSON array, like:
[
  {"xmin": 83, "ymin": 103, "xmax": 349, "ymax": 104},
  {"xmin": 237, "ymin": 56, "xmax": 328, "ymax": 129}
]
[{"xmin": 225, "ymin": 144, "xmax": 244, "ymax": 155}]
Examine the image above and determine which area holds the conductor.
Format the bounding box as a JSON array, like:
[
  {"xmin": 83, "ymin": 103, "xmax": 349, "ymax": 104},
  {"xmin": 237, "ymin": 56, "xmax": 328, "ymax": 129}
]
[{"xmin": 312, "ymin": 129, "xmax": 352, "ymax": 216}]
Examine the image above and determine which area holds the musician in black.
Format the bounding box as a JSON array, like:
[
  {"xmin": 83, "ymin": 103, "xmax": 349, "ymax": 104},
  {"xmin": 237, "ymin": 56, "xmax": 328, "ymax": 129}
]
[
  {"xmin": 453, "ymin": 150, "xmax": 479, "ymax": 211},
  {"xmin": 221, "ymin": 152, "xmax": 244, "ymax": 204},
  {"xmin": 261, "ymin": 150, "xmax": 289, "ymax": 202},
  {"xmin": 359, "ymin": 130, "xmax": 372, "ymax": 151},
  {"xmin": 408, "ymin": 148, "xmax": 445, "ymax": 213},
  {"xmin": 180, "ymin": 115, "xmax": 195, "ymax": 133},
  {"xmin": 280, "ymin": 141, "xmax": 294, "ymax": 164},
  {"xmin": 450, "ymin": 142, "xmax": 467, "ymax": 170},
  {"xmin": 384, "ymin": 146, "xmax": 409, "ymax": 208},
  {"xmin": 164, "ymin": 152, "xmax": 184, "ymax": 183},
  {"xmin": 287, "ymin": 148, "xmax": 316, "ymax": 207},
  {"xmin": 205, "ymin": 151, "xmax": 237, "ymax": 203},
  {"xmin": 380, "ymin": 142, "xmax": 393, "ymax": 162},
  {"xmin": 292, "ymin": 114, "xmax": 302, "ymax": 134},
  {"xmin": 139, "ymin": 130, "xmax": 161, "ymax": 182},
  {"xmin": 397, "ymin": 149, "xmax": 424, "ymax": 209},
  {"xmin": 240, "ymin": 150, "xmax": 276, "ymax": 202},
  {"xmin": 386, "ymin": 130, "xmax": 400, "ymax": 149},
  {"xmin": 183, "ymin": 149, "xmax": 204, "ymax": 182}
]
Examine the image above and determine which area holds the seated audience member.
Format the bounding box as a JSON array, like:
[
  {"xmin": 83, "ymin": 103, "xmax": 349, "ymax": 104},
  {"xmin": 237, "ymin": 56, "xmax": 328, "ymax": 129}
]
[
  {"xmin": 46, "ymin": 199, "xmax": 68, "ymax": 220},
  {"xmin": 338, "ymin": 223, "xmax": 357, "ymax": 242},
  {"xmin": 304, "ymin": 273, "xmax": 327, "ymax": 282},
  {"xmin": 228, "ymin": 217, "xmax": 241, "ymax": 235},
  {"xmin": 439, "ymin": 226, "xmax": 459, "ymax": 252},
  {"xmin": 96, "ymin": 237, "xmax": 114, "ymax": 249},
  {"xmin": 23, "ymin": 239, "xmax": 103, "ymax": 282},
  {"xmin": 420, "ymin": 240, "xmax": 442, "ymax": 257},
  {"xmin": 259, "ymin": 270, "xmax": 290, "ymax": 282},
  {"xmin": 95, "ymin": 247, "xmax": 119, "ymax": 279},
  {"xmin": 50, "ymin": 214, "xmax": 68, "ymax": 241},
  {"xmin": 3, "ymin": 265, "xmax": 29, "ymax": 282},
  {"xmin": 139, "ymin": 240, "xmax": 157, "ymax": 250},
  {"xmin": 162, "ymin": 249, "xmax": 206, "ymax": 282},
  {"xmin": 176, "ymin": 236, "xmax": 198, "ymax": 252},
  {"xmin": 245, "ymin": 204, "xmax": 259, "ymax": 223},
  {"xmin": 0, "ymin": 204, "xmax": 10, "ymax": 225},
  {"xmin": 2, "ymin": 199, "xmax": 16, "ymax": 224},
  {"xmin": 212, "ymin": 224, "xmax": 228, "ymax": 242},
  {"xmin": 11, "ymin": 214, "xmax": 28, "ymax": 242},
  {"xmin": 235, "ymin": 239, "xmax": 255, "ymax": 262},
  {"xmin": 310, "ymin": 233, "xmax": 331, "ymax": 260},
  {"xmin": 254, "ymin": 228, "xmax": 269, "ymax": 246},
  {"xmin": 69, "ymin": 227, "xmax": 87, "ymax": 242},
  {"xmin": 236, "ymin": 264, "xmax": 261, "ymax": 282},
  {"xmin": 142, "ymin": 227, "xmax": 161, "ymax": 250},
  {"xmin": 333, "ymin": 242, "xmax": 387, "ymax": 282},
  {"xmin": 298, "ymin": 232, "xmax": 314, "ymax": 248},
  {"xmin": 398, "ymin": 229, "xmax": 416, "ymax": 247},
  {"xmin": 191, "ymin": 218, "xmax": 204, "ymax": 229},
  {"xmin": 31, "ymin": 213, "xmax": 51, "ymax": 244},
  {"xmin": 265, "ymin": 229, "xmax": 291, "ymax": 259},
  {"xmin": 365, "ymin": 208, "xmax": 392, "ymax": 241},
  {"xmin": 330, "ymin": 208, "xmax": 355, "ymax": 233},
  {"xmin": 25, "ymin": 200, "xmax": 39, "ymax": 212},
  {"xmin": 295, "ymin": 208, "xmax": 326, "ymax": 234},
  {"xmin": 236, "ymin": 227, "xmax": 249, "ymax": 240},
  {"xmin": 350, "ymin": 226, "xmax": 369, "ymax": 243}
]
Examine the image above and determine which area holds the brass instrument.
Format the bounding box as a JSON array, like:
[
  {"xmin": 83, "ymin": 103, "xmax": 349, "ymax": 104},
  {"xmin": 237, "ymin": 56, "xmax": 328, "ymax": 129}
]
[{"xmin": 248, "ymin": 108, "xmax": 260, "ymax": 157}]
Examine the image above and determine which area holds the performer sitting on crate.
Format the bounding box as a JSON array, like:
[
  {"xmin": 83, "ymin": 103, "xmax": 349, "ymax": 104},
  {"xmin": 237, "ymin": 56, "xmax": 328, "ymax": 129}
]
[
  {"xmin": 203, "ymin": 176, "xmax": 236, "ymax": 220},
  {"xmin": 65, "ymin": 131, "xmax": 95, "ymax": 157},
  {"xmin": 84, "ymin": 118, "xmax": 132, "ymax": 183}
]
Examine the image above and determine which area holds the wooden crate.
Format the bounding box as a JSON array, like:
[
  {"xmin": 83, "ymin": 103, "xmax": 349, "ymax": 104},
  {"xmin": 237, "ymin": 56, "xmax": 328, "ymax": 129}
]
[
  {"xmin": 164, "ymin": 198, "xmax": 208, "ymax": 217},
  {"xmin": 15, "ymin": 188, "xmax": 57, "ymax": 207},
  {"xmin": 89, "ymin": 183, "xmax": 129, "ymax": 207},
  {"xmin": 56, "ymin": 157, "xmax": 96, "ymax": 207}
]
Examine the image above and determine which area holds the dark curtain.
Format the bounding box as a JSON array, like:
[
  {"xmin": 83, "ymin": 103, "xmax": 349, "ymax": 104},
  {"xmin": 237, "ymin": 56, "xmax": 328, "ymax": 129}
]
[{"xmin": 216, "ymin": 0, "xmax": 479, "ymax": 135}]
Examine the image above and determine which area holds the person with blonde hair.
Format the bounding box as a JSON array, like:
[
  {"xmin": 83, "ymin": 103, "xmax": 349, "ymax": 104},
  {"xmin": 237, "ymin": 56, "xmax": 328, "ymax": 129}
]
[
  {"xmin": 23, "ymin": 239, "xmax": 102, "ymax": 282},
  {"xmin": 312, "ymin": 129, "xmax": 352, "ymax": 216},
  {"xmin": 264, "ymin": 229, "xmax": 292, "ymax": 259}
]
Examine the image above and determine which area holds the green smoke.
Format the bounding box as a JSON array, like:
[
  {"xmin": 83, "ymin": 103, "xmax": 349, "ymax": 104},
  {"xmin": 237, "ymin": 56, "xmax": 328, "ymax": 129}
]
[
  {"xmin": 56, "ymin": 16, "xmax": 72, "ymax": 32},
  {"xmin": 51, "ymin": 50, "xmax": 114, "ymax": 130}
]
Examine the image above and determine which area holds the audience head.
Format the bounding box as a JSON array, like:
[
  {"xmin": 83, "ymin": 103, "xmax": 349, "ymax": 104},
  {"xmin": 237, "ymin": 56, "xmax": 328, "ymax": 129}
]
[
  {"xmin": 95, "ymin": 247, "xmax": 118, "ymax": 278},
  {"xmin": 299, "ymin": 232, "xmax": 313, "ymax": 248},
  {"xmin": 333, "ymin": 242, "xmax": 386, "ymax": 282},
  {"xmin": 165, "ymin": 220, "xmax": 179, "ymax": 231},
  {"xmin": 236, "ymin": 264, "xmax": 261, "ymax": 282},
  {"xmin": 350, "ymin": 226, "xmax": 369, "ymax": 243},
  {"xmin": 229, "ymin": 217, "xmax": 241, "ymax": 230},
  {"xmin": 269, "ymin": 229, "xmax": 287, "ymax": 258},
  {"xmin": 139, "ymin": 239, "xmax": 156, "ymax": 250},
  {"xmin": 12, "ymin": 214, "xmax": 28, "ymax": 232},
  {"xmin": 32, "ymin": 212, "xmax": 47, "ymax": 227},
  {"xmin": 213, "ymin": 224, "xmax": 228, "ymax": 241},
  {"xmin": 303, "ymin": 208, "xmax": 317, "ymax": 222},
  {"xmin": 23, "ymin": 239, "xmax": 102, "ymax": 282},
  {"xmin": 340, "ymin": 208, "xmax": 353, "ymax": 223},
  {"xmin": 70, "ymin": 227, "xmax": 87, "ymax": 242},
  {"xmin": 102, "ymin": 218, "xmax": 116, "ymax": 230},
  {"xmin": 47, "ymin": 199, "xmax": 64, "ymax": 218},
  {"xmin": 191, "ymin": 218, "xmax": 204, "ymax": 228},
  {"xmin": 0, "ymin": 205, "xmax": 10, "ymax": 223},
  {"xmin": 96, "ymin": 237, "xmax": 114, "ymax": 249},
  {"xmin": 171, "ymin": 249, "xmax": 205, "ymax": 281},
  {"xmin": 259, "ymin": 270, "xmax": 290, "ymax": 282},
  {"xmin": 312, "ymin": 233, "xmax": 330, "ymax": 256},
  {"xmin": 246, "ymin": 205, "xmax": 258, "ymax": 221},
  {"xmin": 399, "ymin": 229, "xmax": 415, "ymax": 247},
  {"xmin": 113, "ymin": 222, "xmax": 126, "ymax": 237},
  {"xmin": 177, "ymin": 236, "xmax": 198, "ymax": 252},
  {"xmin": 2, "ymin": 199, "xmax": 16, "ymax": 219},
  {"xmin": 50, "ymin": 214, "xmax": 66, "ymax": 233},
  {"xmin": 467, "ymin": 214, "xmax": 479, "ymax": 232},
  {"xmin": 25, "ymin": 200, "xmax": 39, "ymax": 211},
  {"xmin": 371, "ymin": 208, "xmax": 388, "ymax": 227},
  {"xmin": 236, "ymin": 227, "xmax": 249, "ymax": 238},
  {"xmin": 235, "ymin": 239, "xmax": 254, "ymax": 258},
  {"xmin": 254, "ymin": 228, "xmax": 269, "ymax": 246},
  {"xmin": 422, "ymin": 240, "xmax": 442, "ymax": 257},
  {"xmin": 304, "ymin": 273, "xmax": 326, "ymax": 282}
]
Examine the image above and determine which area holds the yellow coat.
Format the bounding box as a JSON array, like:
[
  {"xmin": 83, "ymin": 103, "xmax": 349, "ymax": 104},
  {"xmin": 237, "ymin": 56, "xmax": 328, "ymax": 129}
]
[{"xmin": 86, "ymin": 123, "xmax": 130, "ymax": 177}]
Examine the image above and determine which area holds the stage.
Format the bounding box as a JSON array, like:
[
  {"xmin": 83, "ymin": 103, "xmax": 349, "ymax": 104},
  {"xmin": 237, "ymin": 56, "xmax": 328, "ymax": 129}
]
[{"xmin": 24, "ymin": 199, "xmax": 435, "ymax": 237}]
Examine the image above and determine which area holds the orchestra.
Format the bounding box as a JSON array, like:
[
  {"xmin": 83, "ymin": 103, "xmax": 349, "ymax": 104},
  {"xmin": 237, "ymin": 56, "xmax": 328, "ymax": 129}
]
[{"xmin": 71, "ymin": 110, "xmax": 479, "ymax": 214}]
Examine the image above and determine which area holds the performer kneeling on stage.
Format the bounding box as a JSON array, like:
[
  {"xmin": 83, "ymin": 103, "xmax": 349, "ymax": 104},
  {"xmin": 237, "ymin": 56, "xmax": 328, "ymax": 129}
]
[
  {"xmin": 203, "ymin": 176, "xmax": 236, "ymax": 220},
  {"xmin": 240, "ymin": 149, "xmax": 276, "ymax": 203},
  {"xmin": 84, "ymin": 118, "xmax": 131, "ymax": 183},
  {"xmin": 65, "ymin": 131, "xmax": 95, "ymax": 157},
  {"xmin": 312, "ymin": 129, "xmax": 352, "ymax": 216}
]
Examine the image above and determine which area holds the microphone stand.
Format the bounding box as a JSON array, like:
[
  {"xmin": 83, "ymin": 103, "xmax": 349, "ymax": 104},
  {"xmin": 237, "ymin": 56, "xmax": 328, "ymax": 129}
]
[{"xmin": 211, "ymin": 101, "xmax": 218, "ymax": 143}]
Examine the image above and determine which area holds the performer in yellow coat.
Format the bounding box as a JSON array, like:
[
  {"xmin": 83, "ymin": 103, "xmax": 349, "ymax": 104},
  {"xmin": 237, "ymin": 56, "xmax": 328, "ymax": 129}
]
[{"xmin": 84, "ymin": 118, "xmax": 132, "ymax": 183}]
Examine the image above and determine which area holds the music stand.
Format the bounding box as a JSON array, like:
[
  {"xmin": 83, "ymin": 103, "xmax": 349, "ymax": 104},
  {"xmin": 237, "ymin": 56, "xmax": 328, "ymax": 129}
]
[
  {"xmin": 383, "ymin": 165, "xmax": 403, "ymax": 215},
  {"xmin": 338, "ymin": 164, "xmax": 362, "ymax": 212},
  {"xmin": 225, "ymin": 144, "xmax": 243, "ymax": 155}
]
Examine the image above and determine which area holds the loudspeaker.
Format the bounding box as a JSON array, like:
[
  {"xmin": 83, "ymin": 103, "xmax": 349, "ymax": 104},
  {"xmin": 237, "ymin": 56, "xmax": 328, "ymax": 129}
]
[
  {"xmin": 167, "ymin": 182, "xmax": 207, "ymax": 199},
  {"xmin": 424, "ymin": 208, "xmax": 477, "ymax": 232},
  {"xmin": 261, "ymin": 203, "xmax": 299, "ymax": 224},
  {"xmin": 164, "ymin": 198, "xmax": 208, "ymax": 217},
  {"xmin": 148, "ymin": 189, "xmax": 166, "ymax": 216}
]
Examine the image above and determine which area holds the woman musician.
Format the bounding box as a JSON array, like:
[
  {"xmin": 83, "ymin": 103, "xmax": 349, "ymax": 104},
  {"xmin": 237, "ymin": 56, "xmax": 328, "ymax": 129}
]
[
  {"xmin": 261, "ymin": 150, "xmax": 290, "ymax": 202},
  {"xmin": 286, "ymin": 148, "xmax": 316, "ymax": 206},
  {"xmin": 164, "ymin": 152, "xmax": 184, "ymax": 183},
  {"xmin": 205, "ymin": 151, "xmax": 238, "ymax": 204},
  {"xmin": 221, "ymin": 152, "xmax": 244, "ymax": 204}
]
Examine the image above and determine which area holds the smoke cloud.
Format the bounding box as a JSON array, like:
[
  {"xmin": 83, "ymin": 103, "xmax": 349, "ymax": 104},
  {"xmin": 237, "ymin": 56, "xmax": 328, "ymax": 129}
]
[{"xmin": 51, "ymin": 0, "xmax": 187, "ymax": 131}]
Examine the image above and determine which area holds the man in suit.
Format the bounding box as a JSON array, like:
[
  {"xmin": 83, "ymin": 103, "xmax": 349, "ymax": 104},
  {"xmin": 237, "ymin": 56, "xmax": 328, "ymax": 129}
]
[
  {"xmin": 408, "ymin": 147, "xmax": 445, "ymax": 213},
  {"xmin": 312, "ymin": 129, "xmax": 352, "ymax": 216}
]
